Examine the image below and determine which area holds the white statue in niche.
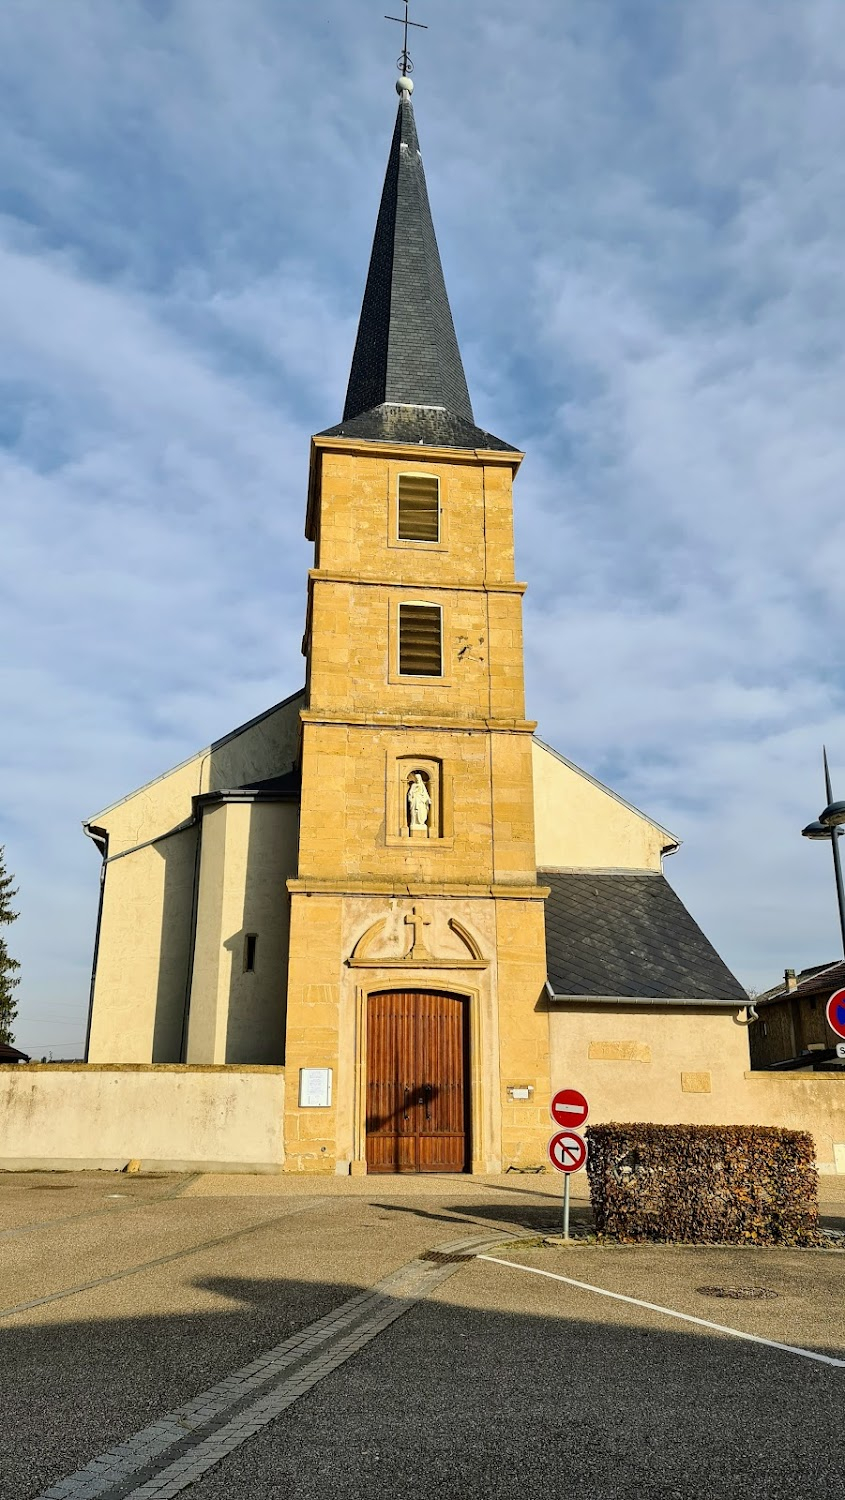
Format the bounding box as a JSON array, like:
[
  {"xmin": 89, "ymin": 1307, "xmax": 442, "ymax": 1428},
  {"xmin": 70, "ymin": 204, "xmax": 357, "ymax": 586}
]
[{"xmin": 408, "ymin": 772, "xmax": 432, "ymax": 833}]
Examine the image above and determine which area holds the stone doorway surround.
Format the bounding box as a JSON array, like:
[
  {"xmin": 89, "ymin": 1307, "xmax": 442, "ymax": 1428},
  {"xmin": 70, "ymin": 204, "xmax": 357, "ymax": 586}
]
[{"xmin": 345, "ymin": 900, "xmax": 492, "ymax": 1175}]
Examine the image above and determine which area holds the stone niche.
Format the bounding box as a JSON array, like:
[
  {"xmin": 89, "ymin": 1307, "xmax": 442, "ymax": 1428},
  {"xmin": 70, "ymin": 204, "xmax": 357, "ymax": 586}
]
[{"xmin": 386, "ymin": 754, "xmax": 453, "ymax": 846}]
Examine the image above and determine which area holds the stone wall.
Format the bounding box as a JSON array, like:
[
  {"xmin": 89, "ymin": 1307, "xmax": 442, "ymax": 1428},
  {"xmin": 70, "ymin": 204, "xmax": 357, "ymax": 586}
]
[
  {"xmin": 549, "ymin": 1004, "xmax": 845, "ymax": 1173},
  {"xmin": 0, "ymin": 1065, "xmax": 285, "ymax": 1173}
]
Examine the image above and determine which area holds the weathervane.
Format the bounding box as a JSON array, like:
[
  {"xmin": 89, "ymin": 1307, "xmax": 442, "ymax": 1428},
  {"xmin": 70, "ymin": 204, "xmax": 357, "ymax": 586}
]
[{"xmin": 384, "ymin": 0, "xmax": 427, "ymax": 77}]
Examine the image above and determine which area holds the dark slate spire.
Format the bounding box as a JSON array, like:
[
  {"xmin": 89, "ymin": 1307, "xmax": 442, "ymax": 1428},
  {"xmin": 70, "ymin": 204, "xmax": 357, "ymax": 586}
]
[
  {"xmin": 319, "ymin": 79, "xmax": 516, "ymax": 453},
  {"xmin": 344, "ymin": 78, "xmax": 472, "ymax": 422}
]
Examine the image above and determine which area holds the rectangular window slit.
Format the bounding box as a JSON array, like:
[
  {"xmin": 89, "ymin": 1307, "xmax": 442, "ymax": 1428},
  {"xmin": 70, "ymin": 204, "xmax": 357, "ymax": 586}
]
[{"xmin": 244, "ymin": 933, "xmax": 258, "ymax": 972}]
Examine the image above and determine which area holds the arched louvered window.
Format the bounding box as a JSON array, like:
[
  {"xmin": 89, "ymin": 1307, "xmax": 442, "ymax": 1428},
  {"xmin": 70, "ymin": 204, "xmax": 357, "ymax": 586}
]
[{"xmin": 397, "ymin": 474, "xmax": 440, "ymax": 542}]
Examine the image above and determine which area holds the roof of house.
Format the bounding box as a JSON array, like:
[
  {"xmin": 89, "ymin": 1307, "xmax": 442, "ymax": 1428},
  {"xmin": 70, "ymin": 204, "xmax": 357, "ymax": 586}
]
[
  {"xmin": 541, "ymin": 869, "xmax": 748, "ymax": 1005},
  {"xmin": 758, "ymin": 959, "xmax": 845, "ymax": 1007},
  {"xmin": 0, "ymin": 1042, "xmax": 29, "ymax": 1063},
  {"xmin": 318, "ymin": 85, "xmax": 513, "ymax": 454}
]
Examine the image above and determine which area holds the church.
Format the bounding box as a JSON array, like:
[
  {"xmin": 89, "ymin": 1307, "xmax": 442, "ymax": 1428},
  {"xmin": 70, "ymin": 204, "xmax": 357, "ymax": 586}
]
[{"xmin": 82, "ymin": 75, "xmax": 751, "ymax": 1175}]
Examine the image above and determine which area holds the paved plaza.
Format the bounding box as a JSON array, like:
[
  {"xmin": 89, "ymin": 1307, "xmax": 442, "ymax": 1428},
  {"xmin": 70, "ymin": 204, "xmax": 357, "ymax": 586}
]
[{"xmin": 2, "ymin": 1170, "xmax": 844, "ymax": 1499}]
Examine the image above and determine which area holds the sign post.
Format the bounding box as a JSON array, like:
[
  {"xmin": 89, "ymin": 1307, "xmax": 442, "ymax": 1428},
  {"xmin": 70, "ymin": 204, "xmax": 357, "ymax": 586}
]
[{"xmin": 548, "ymin": 1088, "xmax": 589, "ymax": 1240}]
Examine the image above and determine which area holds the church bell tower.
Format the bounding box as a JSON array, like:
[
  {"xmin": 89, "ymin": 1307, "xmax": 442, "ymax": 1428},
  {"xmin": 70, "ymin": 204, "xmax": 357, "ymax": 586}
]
[{"xmin": 283, "ymin": 76, "xmax": 550, "ymax": 1174}]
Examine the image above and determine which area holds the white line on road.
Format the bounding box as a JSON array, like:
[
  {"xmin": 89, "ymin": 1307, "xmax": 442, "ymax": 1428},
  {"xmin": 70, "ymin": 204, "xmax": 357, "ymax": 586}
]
[{"xmin": 477, "ymin": 1255, "xmax": 845, "ymax": 1369}]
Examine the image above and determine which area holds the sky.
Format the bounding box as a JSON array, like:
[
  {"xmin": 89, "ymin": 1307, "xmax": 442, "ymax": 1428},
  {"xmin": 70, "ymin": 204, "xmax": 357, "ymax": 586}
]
[{"xmin": 3, "ymin": 0, "xmax": 845, "ymax": 1057}]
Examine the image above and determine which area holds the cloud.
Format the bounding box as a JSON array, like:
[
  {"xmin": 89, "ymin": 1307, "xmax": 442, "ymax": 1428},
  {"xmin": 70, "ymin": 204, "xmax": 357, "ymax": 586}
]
[{"xmin": 2, "ymin": 0, "xmax": 845, "ymax": 1052}]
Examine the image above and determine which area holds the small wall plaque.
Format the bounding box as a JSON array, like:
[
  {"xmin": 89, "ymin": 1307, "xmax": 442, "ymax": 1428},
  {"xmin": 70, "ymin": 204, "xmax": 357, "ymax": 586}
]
[
  {"xmin": 507, "ymin": 1086, "xmax": 533, "ymax": 1101},
  {"xmin": 299, "ymin": 1068, "xmax": 333, "ymax": 1108}
]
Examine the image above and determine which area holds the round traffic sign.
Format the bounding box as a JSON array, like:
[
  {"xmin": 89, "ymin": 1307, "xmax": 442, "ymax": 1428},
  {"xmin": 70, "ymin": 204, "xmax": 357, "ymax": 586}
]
[
  {"xmin": 826, "ymin": 988, "xmax": 845, "ymax": 1041},
  {"xmin": 548, "ymin": 1130, "xmax": 588, "ymax": 1174},
  {"xmin": 550, "ymin": 1087, "xmax": 589, "ymax": 1129}
]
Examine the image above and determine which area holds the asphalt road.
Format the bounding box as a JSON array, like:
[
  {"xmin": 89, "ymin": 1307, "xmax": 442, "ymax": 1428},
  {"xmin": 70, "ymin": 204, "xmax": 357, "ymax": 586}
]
[{"xmin": 2, "ymin": 1171, "xmax": 844, "ymax": 1500}]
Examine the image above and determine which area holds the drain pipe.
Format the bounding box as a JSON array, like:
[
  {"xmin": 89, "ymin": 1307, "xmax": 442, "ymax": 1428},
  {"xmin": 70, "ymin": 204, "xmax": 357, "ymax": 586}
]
[{"xmin": 82, "ymin": 822, "xmax": 109, "ymax": 1061}]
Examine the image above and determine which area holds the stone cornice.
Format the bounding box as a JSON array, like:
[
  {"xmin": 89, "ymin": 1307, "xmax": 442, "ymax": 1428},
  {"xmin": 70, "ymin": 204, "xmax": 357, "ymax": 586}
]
[
  {"xmin": 307, "ymin": 569, "xmax": 527, "ymax": 596},
  {"xmin": 287, "ymin": 878, "xmax": 550, "ymax": 900},
  {"xmin": 311, "ymin": 434, "xmax": 523, "ymax": 467},
  {"xmin": 299, "ymin": 711, "xmax": 537, "ymax": 735}
]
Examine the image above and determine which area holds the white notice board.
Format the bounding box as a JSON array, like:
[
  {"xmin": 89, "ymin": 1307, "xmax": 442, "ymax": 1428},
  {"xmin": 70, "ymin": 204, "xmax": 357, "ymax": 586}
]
[{"xmin": 299, "ymin": 1068, "xmax": 333, "ymax": 1108}]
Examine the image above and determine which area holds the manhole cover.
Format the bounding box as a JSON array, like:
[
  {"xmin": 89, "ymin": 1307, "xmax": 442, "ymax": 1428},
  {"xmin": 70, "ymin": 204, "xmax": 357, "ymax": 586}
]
[{"xmin": 697, "ymin": 1285, "xmax": 779, "ymax": 1300}]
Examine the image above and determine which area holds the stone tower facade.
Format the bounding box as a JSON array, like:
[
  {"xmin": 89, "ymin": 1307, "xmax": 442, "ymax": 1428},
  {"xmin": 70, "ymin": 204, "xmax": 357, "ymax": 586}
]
[{"xmin": 282, "ymin": 81, "xmax": 550, "ymax": 1173}]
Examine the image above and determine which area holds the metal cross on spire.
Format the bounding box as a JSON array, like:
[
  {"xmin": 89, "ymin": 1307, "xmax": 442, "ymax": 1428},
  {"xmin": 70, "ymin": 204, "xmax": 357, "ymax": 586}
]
[{"xmin": 384, "ymin": 0, "xmax": 427, "ymax": 76}]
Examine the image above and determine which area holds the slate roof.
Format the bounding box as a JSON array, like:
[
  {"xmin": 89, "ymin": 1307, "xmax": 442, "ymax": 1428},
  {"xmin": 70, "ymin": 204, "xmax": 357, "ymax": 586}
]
[
  {"xmin": 239, "ymin": 766, "xmax": 302, "ymax": 797},
  {"xmin": 325, "ymin": 88, "xmax": 515, "ymax": 454},
  {"xmin": 196, "ymin": 765, "xmax": 303, "ymax": 806},
  {"xmin": 542, "ymin": 869, "xmax": 748, "ymax": 1005},
  {"xmin": 343, "ymin": 88, "xmax": 473, "ymax": 425},
  {"xmin": 317, "ymin": 402, "xmax": 517, "ymax": 454}
]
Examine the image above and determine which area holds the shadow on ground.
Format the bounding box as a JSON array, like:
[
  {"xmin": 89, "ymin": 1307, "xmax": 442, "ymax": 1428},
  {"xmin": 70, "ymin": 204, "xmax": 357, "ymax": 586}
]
[
  {"xmin": 5, "ymin": 1255, "xmax": 845, "ymax": 1500},
  {"xmin": 372, "ymin": 1199, "xmax": 594, "ymax": 1236}
]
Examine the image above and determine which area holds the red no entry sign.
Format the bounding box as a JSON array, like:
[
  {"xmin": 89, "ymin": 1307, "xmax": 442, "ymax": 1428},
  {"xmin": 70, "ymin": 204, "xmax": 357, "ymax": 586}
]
[
  {"xmin": 548, "ymin": 1130, "xmax": 588, "ymax": 1174},
  {"xmin": 550, "ymin": 1088, "xmax": 589, "ymax": 1129},
  {"xmin": 826, "ymin": 988, "xmax": 845, "ymax": 1041}
]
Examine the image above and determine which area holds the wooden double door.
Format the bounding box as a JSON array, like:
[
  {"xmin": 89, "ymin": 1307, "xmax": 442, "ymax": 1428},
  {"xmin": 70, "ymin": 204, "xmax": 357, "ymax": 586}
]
[{"xmin": 366, "ymin": 990, "xmax": 470, "ymax": 1174}]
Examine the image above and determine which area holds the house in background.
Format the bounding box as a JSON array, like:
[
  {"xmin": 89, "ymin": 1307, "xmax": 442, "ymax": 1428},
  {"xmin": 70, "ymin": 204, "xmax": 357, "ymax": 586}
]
[
  {"xmin": 750, "ymin": 961, "xmax": 845, "ymax": 1070},
  {"xmin": 0, "ymin": 1043, "xmax": 30, "ymax": 1064}
]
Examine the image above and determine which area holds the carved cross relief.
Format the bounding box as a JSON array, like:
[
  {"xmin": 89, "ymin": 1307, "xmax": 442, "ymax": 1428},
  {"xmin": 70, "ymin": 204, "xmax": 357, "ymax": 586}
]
[
  {"xmin": 349, "ymin": 906, "xmax": 486, "ymax": 970},
  {"xmin": 404, "ymin": 904, "xmax": 432, "ymax": 959}
]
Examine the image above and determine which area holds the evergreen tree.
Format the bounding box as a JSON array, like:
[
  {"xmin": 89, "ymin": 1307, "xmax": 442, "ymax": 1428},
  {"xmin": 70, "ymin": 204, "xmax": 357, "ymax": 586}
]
[{"xmin": 0, "ymin": 846, "xmax": 20, "ymax": 1045}]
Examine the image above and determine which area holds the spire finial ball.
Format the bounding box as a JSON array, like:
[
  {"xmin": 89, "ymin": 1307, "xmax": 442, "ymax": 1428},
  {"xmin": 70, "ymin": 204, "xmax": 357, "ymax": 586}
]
[{"xmin": 396, "ymin": 76, "xmax": 414, "ymax": 97}]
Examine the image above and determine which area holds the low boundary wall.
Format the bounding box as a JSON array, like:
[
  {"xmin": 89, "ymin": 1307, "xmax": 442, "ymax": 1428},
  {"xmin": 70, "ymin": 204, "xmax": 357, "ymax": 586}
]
[
  {"xmin": 2, "ymin": 1057, "xmax": 843, "ymax": 1176},
  {"xmin": 0, "ymin": 1064, "xmax": 285, "ymax": 1173},
  {"xmin": 548, "ymin": 1006, "xmax": 845, "ymax": 1173},
  {"xmin": 740, "ymin": 1071, "xmax": 845, "ymax": 1174}
]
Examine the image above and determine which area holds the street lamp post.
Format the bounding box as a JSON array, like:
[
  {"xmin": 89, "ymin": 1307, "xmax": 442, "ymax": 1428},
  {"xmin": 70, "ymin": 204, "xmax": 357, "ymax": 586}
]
[{"xmin": 802, "ymin": 748, "xmax": 845, "ymax": 958}]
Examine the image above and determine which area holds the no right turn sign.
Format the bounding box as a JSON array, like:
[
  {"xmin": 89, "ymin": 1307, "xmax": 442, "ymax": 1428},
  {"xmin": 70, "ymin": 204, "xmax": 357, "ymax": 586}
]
[{"xmin": 547, "ymin": 1130, "xmax": 588, "ymax": 1174}]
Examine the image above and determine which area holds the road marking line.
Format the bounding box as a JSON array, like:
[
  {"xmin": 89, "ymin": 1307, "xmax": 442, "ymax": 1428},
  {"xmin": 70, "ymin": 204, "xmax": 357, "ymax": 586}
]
[
  {"xmin": 0, "ymin": 1198, "xmax": 333, "ymax": 1321},
  {"xmin": 477, "ymin": 1255, "xmax": 845, "ymax": 1369}
]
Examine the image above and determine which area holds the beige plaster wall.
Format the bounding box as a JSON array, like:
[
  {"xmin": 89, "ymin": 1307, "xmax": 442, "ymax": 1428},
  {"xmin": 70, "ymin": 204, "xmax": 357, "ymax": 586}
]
[
  {"xmin": 0, "ymin": 1066, "xmax": 285, "ymax": 1172},
  {"xmin": 738, "ymin": 1073, "xmax": 845, "ymax": 1174},
  {"xmin": 88, "ymin": 692, "xmax": 304, "ymax": 855},
  {"xmin": 549, "ymin": 1005, "xmax": 845, "ymax": 1172},
  {"xmin": 87, "ymin": 693, "xmax": 303, "ymax": 1065},
  {"xmin": 186, "ymin": 802, "xmax": 297, "ymax": 1065},
  {"xmin": 532, "ymin": 740, "xmax": 673, "ymax": 871},
  {"xmin": 87, "ymin": 825, "xmax": 198, "ymax": 1064}
]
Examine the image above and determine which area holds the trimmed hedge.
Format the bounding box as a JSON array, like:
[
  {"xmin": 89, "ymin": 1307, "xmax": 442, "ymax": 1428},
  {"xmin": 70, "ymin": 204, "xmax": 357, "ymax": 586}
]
[{"xmin": 585, "ymin": 1123, "xmax": 821, "ymax": 1245}]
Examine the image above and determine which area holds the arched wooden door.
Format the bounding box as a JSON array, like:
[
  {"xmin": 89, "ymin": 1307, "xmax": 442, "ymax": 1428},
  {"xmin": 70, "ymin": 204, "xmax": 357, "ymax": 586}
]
[{"xmin": 366, "ymin": 990, "xmax": 470, "ymax": 1174}]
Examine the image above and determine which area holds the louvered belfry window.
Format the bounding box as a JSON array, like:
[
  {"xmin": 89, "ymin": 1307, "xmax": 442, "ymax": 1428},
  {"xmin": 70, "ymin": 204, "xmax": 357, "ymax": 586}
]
[
  {"xmin": 398, "ymin": 603, "xmax": 443, "ymax": 676},
  {"xmin": 397, "ymin": 474, "xmax": 439, "ymax": 542}
]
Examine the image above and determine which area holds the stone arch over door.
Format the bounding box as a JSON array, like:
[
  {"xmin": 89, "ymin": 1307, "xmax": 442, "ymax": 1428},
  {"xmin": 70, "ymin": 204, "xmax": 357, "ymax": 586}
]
[{"xmin": 365, "ymin": 989, "xmax": 470, "ymax": 1174}]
